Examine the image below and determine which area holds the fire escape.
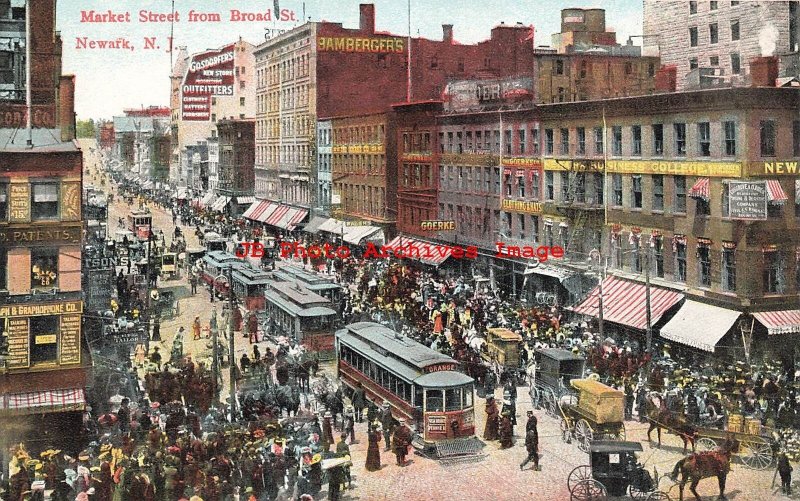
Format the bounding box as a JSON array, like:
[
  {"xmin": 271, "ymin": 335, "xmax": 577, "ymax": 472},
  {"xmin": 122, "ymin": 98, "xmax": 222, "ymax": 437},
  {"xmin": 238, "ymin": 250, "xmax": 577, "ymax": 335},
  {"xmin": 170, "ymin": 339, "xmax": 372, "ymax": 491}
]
[{"xmin": 554, "ymin": 158, "xmax": 605, "ymax": 262}]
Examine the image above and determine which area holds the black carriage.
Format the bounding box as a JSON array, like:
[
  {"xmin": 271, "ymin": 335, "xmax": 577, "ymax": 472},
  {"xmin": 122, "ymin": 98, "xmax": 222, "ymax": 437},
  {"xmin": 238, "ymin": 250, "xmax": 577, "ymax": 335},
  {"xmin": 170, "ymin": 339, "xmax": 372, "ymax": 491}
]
[
  {"xmin": 568, "ymin": 441, "xmax": 670, "ymax": 501},
  {"xmin": 528, "ymin": 348, "xmax": 585, "ymax": 419}
]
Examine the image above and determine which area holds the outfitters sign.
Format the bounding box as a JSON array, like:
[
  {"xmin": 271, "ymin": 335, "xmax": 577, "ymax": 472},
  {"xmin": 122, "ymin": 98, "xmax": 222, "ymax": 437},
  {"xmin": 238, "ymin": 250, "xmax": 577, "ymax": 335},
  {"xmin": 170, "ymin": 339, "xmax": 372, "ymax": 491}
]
[{"xmin": 181, "ymin": 44, "xmax": 236, "ymax": 121}]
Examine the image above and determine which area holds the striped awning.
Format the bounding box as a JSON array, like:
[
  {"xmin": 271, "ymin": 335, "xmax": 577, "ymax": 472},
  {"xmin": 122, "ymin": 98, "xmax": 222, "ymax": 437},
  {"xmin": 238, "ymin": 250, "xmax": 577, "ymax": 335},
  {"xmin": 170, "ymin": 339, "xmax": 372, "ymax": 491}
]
[
  {"xmin": 3, "ymin": 388, "xmax": 86, "ymax": 415},
  {"xmin": 200, "ymin": 192, "xmax": 217, "ymax": 208},
  {"xmin": 285, "ymin": 209, "xmax": 309, "ymax": 231},
  {"xmin": 211, "ymin": 196, "xmax": 231, "ymax": 212},
  {"xmin": 243, "ymin": 200, "xmax": 278, "ymax": 222},
  {"xmin": 660, "ymin": 300, "xmax": 740, "ymax": 352},
  {"xmin": 271, "ymin": 206, "xmax": 308, "ymax": 230},
  {"xmin": 571, "ymin": 275, "xmax": 684, "ymax": 331},
  {"xmin": 689, "ymin": 178, "xmax": 710, "ymax": 200},
  {"xmin": 384, "ymin": 235, "xmax": 451, "ymax": 267},
  {"xmin": 266, "ymin": 204, "xmax": 293, "ymax": 226},
  {"xmin": 766, "ymin": 180, "xmax": 788, "ymax": 204},
  {"xmin": 753, "ymin": 310, "xmax": 800, "ymax": 335},
  {"xmin": 235, "ymin": 196, "xmax": 256, "ymax": 205}
]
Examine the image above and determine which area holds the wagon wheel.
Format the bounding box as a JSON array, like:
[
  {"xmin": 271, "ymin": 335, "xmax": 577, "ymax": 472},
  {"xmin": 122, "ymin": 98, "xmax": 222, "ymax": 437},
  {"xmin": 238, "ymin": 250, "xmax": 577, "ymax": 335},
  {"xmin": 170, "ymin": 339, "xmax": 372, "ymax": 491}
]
[
  {"xmin": 628, "ymin": 484, "xmax": 650, "ymax": 501},
  {"xmin": 546, "ymin": 395, "xmax": 559, "ymax": 418},
  {"xmin": 574, "ymin": 419, "xmax": 594, "ymax": 453},
  {"xmin": 570, "ymin": 479, "xmax": 607, "ymax": 501},
  {"xmin": 696, "ymin": 437, "xmax": 717, "ymax": 451},
  {"xmin": 530, "ymin": 386, "xmax": 541, "ymax": 409},
  {"xmin": 567, "ymin": 465, "xmax": 593, "ymax": 492},
  {"xmin": 645, "ymin": 492, "xmax": 671, "ymax": 501},
  {"xmin": 603, "ymin": 424, "xmax": 625, "ymax": 441},
  {"xmin": 560, "ymin": 418, "xmax": 573, "ymax": 443},
  {"xmin": 740, "ymin": 441, "xmax": 773, "ymax": 470}
]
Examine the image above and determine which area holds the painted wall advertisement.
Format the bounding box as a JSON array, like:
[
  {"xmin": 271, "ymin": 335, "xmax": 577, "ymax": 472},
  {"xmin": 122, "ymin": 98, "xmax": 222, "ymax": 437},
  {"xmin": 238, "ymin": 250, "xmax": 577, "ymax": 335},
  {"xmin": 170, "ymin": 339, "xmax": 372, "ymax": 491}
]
[
  {"xmin": 727, "ymin": 181, "xmax": 768, "ymax": 220},
  {"xmin": 442, "ymin": 77, "xmax": 535, "ymax": 112},
  {"xmin": 181, "ymin": 43, "xmax": 235, "ymax": 121},
  {"xmin": 0, "ymin": 301, "xmax": 83, "ymax": 369}
]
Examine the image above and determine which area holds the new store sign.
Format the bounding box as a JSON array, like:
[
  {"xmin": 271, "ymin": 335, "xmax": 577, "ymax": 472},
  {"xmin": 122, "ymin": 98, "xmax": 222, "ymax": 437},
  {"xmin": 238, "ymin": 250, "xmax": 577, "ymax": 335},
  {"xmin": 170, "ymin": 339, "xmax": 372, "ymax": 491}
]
[{"xmin": 181, "ymin": 44, "xmax": 235, "ymax": 121}]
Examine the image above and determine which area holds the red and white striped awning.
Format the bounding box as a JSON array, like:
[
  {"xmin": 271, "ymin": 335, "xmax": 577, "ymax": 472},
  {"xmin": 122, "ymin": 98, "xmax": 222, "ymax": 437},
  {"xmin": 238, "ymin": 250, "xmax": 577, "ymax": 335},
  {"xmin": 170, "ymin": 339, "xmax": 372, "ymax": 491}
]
[
  {"xmin": 243, "ymin": 200, "xmax": 278, "ymax": 222},
  {"xmin": 3, "ymin": 388, "xmax": 86, "ymax": 415},
  {"xmin": 571, "ymin": 275, "xmax": 684, "ymax": 330},
  {"xmin": 766, "ymin": 180, "xmax": 788, "ymax": 204},
  {"xmin": 285, "ymin": 209, "xmax": 309, "ymax": 231},
  {"xmin": 753, "ymin": 310, "xmax": 800, "ymax": 335},
  {"xmin": 385, "ymin": 235, "xmax": 451, "ymax": 267},
  {"xmin": 689, "ymin": 178, "xmax": 710, "ymax": 200},
  {"xmin": 265, "ymin": 204, "xmax": 293, "ymax": 226}
]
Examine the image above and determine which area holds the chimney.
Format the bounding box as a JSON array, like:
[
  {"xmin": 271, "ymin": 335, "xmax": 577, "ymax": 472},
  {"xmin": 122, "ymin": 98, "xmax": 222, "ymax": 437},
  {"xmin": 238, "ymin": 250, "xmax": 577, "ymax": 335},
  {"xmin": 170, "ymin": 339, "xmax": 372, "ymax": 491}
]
[
  {"xmin": 655, "ymin": 65, "xmax": 677, "ymax": 92},
  {"xmin": 59, "ymin": 74, "xmax": 76, "ymax": 141},
  {"xmin": 442, "ymin": 24, "xmax": 453, "ymax": 43},
  {"xmin": 359, "ymin": 4, "xmax": 375, "ymax": 34},
  {"xmin": 750, "ymin": 56, "xmax": 778, "ymax": 87}
]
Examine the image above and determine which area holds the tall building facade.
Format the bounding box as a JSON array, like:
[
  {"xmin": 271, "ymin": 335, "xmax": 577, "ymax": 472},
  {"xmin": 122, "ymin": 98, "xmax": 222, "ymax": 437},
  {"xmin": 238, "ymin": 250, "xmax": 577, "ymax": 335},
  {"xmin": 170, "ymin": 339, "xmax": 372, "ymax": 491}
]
[
  {"xmin": 643, "ymin": 0, "xmax": 800, "ymax": 89},
  {"xmin": 316, "ymin": 120, "xmax": 332, "ymax": 211},
  {"xmin": 217, "ymin": 118, "xmax": 255, "ymax": 197}
]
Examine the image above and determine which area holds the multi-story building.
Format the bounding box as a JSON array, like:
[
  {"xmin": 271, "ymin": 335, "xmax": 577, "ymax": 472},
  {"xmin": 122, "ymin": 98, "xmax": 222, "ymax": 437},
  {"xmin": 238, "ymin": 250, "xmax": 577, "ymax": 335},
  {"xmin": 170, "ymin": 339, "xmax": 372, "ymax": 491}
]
[
  {"xmin": 539, "ymin": 81, "xmax": 800, "ymax": 362},
  {"xmin": 0, "ymin": 0, "xmax": 90, "ymax": 452},
  {"xmin": 207, "ymin": 136, "xmax": 219, "ymax": 194},
  {"xmin": 643, "ymin": 0, "xmax": 800, "ymax": 89},
  {"xmin": 112, "ymin": 114, "xmax": 169, "ymax": 182},
  {"xmin": 315, "ymin": 120, "xmax": 332, "ymax": 212},
  {"xmin": 217, "ymin": 118, "xmax": 255, "ymax": 200},
  {"xmin": 170, "ymin": 38, "xmax": 255, "ymax": 186},
  {"xmin": 98, "ymin": 121, "xmax": 114, "ymax": 151}
]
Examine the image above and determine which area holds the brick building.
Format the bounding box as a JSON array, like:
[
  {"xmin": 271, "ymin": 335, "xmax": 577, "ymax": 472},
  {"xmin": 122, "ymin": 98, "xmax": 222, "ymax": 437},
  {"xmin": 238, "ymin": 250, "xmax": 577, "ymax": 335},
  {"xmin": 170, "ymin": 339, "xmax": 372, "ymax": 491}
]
[
  {"xmin": 217, "ymin": 118, "xmax": 255, "ymax": 201},
  {"xmin": 0, "ymin": 0, "xmax": 90, "ymax": 453},
  {"xmin": 538, "ymin": 83, "xmax": 800, "ymax": 360},
  {"xmin": 98, "ymin": 121, "xmax": 114, "ymax": 151},
  {"xmin": 643, "ymin": 0, "xmax": 800, "ymax": 89}
]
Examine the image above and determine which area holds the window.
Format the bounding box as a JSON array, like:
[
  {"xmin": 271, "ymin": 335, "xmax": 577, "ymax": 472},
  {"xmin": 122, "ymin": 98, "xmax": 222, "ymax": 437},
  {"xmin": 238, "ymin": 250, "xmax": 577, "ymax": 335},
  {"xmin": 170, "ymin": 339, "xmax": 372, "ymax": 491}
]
[
  {"xmin": 612, "ymin": 126, "xmax": 622, "ymax": 156},
  {"xmin": 689, "ymin": 27, "xmax": 698, "ymax": 47},
  {"xmin": 532, "ymin": 128, "xmax": 540, "ymax": 154},
  {"xmin": 448, "ymin": 166, "xmax": 454, "ymax": 188},
  {"xmin": 426, "ymin": 389, "xmax": 444, "ymax": 412},
  {"xmin": 674, "ymin": 123, "xmax": 687, "ymax": 156},
  {"xmin": 768, "ymin": 200, "xmax": 783, "ymax": 219},
  {"xmin": 764, "ymin": 250, "xmax": 786, "ymax": 294},
  {"xmin": 722, "ymin": 246, "xmax": 736, "ymax": 292},
  {"xmin": 698, "ymin": 243, "xmax": 711, "ymax": 287},
  {"xmin": 494, "ymin": 167, "xmax": 501, "ymax": 194},
  {"xmin": 519, "ymin": 129, "xmax": 526, "ymax": 154},
  {"xmin": 675, "ymin": 240, "xmax": 687, "ymax": 282},
  {"xmin": 653, "ymin": 237, "xmax": 665, "ymax": 278},
  {"xmin": 594, "ymin": 127, "xmax": 604, "ymax": 154},
  {"xmin": 612, "ymin": 174, "xmax": 623, "ymax": 207},
  {"xmin": 545, "ymin": 129, "xmax": 554, "ymax": 155},
  {"xmin": 0, "ymin": 249, "xmax": 6, "ymax": 289},
  {"xmin": 561, "ymin": 172, "xmax": 571, "ymax": 202},
  {"xmin": 674, "ymin": 176, "xmax": 687, "ymax": 213},
  {"xmin": 575, "ymin": 173, "xmax": 586, "ymax": 203},
  {"xmin": 698, "ymin": 122, "xmax": 711, "ymax": 156},
  {"xmin": 632, "ymin": 175, "xmax": 643, "ymax": 209},
  {"xmin": 689, "ymin": 58, "xmax": 699, "ymax": 70},
  {"xmin": 530, "ymin": 170, "xmax": 540, "ymax": 199},
  {"xmin": 240, "ymin": 97, "xmax": 245, "ymax": 106},
  {"xmin": 731, "ymin": 20, "xmax": 740, "ymax": 41},
  {"xmin": 710, "ymin": 56, "xmax": 719, "ymax": 66},
  {"xmin": 31, "ymin": 248, "xmax": 58, "ymax": 289},
  {"xmin": 560, "ymin": 128, "xmax": 569, "ymax": 155},
  {"xmin": 653, "ymin": 175, "xmax": 664, "ymax": 211},
  {"xmin": 530, "ymin": 216, "xmax": 539, "ymax": 241},
  {"xmin": 577, "ymin": 127, "xmax": 586, "ymax": 155},
  {"xmin": 631, "ymin": 236, "xmax": 641, "ymax": 272},
  {"xmin": 594, "ymin": 173, "xmax": 604, "ymax": 205},
  {"xmin": 611, "ymin": 233, "xmax": 623, "ymax": 269},
  {"xmin": 504, "ymin": 171, "xmax": 513, "ymax": 196},
  {"xmin": 518, "ymin": 213, "xmax": 525, "ymax": 240},
  {"xmin": 731, "ymin": 0, "xmax": 739, "ymax": 5},
  {"xmin": 439, "ymin": 166, "xmax": 445, "ymax": 189},
  {"xmin": 724, "ymin": 121, "xmax": 737, "ymax": 155},
  {"xmin": 544, "ymin": 224, "xmax": 554, "ymax": 248},
  {"xmin": 760, "ymin": 120, "xmax": 776, "ymax": 157},
  {"xmin": 580, "ymin": 60, "xmax": 588, "ymax": 78},
  {"xmin": 545, "ymin": 172, "xmax": 554, "ymax": 200},
  {"xmin": 690, "ymin": 1, "xmax": 697, "ymax": 14},
  {"xmin": 710, "ymin": 0, "xmax": 718, "ymax": 9},
  {"xmin": 31, "ymin": 183, "xmax": 59, "ymax": 219},
  {"xmin": 29, "ymin": 315, "xmax": 59, "ymax": 365},
  {"xmin": 445, "ymin": 388, "xmax": 461, "ymax": 411},
  {"xmin": 793, "ymin": 121, "xmax": 800, "ymax": 156},
  {"xmin": 652, "ymin": 124, "xmax": 664, "ymax": 155},
  {"xmin": 554, "ymin": 59, "xmax": 564, "ymax": 75},
  {"xmin": 504, "ymin": 130, "xmax": 512, "ymax": 154},
  {"xmin": 631, "ymin": 125, "xmax": 642, "ymax": 156},
  {"xmin": 484, "ymin": 167, "xmax": 491, "ymax": 193},
  {"xmin": 0, "ymin": 183, "xmax": 6, "ymax": 220},
  {"xmin": 710, "ymin": 23, "xmax": 719, "ymax": 44},
  {"xmin": 430, "ymin": 56, "xmax": 438, "ymax": 69},
  {"xmin": 518, "ymin": 174, "xmax": 526, "ymax": 198}
]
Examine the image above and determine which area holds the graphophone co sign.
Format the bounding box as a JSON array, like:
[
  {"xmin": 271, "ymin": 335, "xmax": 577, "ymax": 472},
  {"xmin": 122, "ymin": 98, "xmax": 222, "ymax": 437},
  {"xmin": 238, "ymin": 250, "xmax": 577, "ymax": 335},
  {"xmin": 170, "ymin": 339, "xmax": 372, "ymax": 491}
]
[{"xmin": 181, "ymin": 44, "xmax": 235, "ymax": 121}]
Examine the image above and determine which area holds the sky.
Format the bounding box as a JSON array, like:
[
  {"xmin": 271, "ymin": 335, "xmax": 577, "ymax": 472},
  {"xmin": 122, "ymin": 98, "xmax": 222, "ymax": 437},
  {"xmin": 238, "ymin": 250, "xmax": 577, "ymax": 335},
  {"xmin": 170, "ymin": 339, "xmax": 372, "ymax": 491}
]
[{"xmin": 58, "ymin": 0, "xmax": 643, "ymax": 120}]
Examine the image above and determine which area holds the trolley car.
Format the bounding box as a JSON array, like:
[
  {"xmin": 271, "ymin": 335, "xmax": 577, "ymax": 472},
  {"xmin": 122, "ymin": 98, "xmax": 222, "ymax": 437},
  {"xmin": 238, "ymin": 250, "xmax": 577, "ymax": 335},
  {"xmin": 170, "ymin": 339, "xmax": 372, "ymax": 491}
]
[
  {"xmin": 201, "ymin": 251, "xmax": 245, "ymax": 293},
  {"xmin": 128, "ymin": 210, "xmax": 152, "ymax": 241},
  {"xmin": 336, "ymin": 322, "xmax": 475, "ymax": 446},
  {"xmin": 231, "ymin": 265, "xmax": 273, "ymax": 311}
]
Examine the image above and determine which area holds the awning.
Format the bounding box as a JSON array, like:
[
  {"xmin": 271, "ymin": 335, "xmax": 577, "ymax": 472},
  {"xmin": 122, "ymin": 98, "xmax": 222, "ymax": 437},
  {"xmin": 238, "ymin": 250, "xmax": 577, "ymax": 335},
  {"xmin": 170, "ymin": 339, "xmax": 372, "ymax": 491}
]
[
  {"xmin": 753, "ymin": 310, "xmax": 800, "ymax": 335},
  {"xmin": 286, "ymin": 208, "xmax": 308, "ymax": 231},
  {"xmin": 344, "ymin": 225, "xmax": 383, "ymax": 245},
  {"xmin": 319, "ymin": 218, "xmax": 346, "ymax": 235},
  {"xmin": 385, "ymin": 235, "xmax": 451, "ymax": 266},
  {"xmin": 265, "ymin": 204, "xmax": 293, "ymax": 227},
  {"xmin": 3, "ymin": 388, "xmax": 86, "ymax": 415},
  {"xmin": 766, "ymin": 180, "xmax": 787, "ymax": 204},
  {"xmin": 660, "ymin": 300, "xmax": 740, "ymax": 352},
  {"xmin": 235, "ymin": 196, "xmax": 256, "ymax": 205},
  {"xmin": 689, "ymin": 178, "xmax": 710, "ymax": 200},
  {"xmin": 272, "ymin": 206, "xmax": 308, "ymax": 230},
  {"xmin": 524, "ymin": 262, "xmax": 575, "ymax": 282},
  {"xmin": 200, "ymin": 192, "xmax": 217, "ymax": 208},
  {"xmin": 211, "ymin": 196, "xmax": 231, "ymax": 212},
  {"xmin": 303, "ymin": 216, "xmax": 331, "ymax": 234},
  {"xmin": 176, "ymin": 188, "xmax": 188, "ymax": 200},
  {"xmin": 243, "ymin": 200, "xmax": 278, "ymax": 222},
  {"xmin": 142, "ymin": 180, "xmax": 154, "ymax": 190},
  {"xmin": 570, "ymin": 275, "xmax": 684, "ymax": 330}
]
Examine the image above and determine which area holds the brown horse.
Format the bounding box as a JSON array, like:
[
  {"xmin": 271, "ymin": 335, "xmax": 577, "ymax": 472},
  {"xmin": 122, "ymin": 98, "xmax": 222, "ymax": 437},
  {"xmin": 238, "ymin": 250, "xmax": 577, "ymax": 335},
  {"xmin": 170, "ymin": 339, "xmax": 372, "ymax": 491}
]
[
  {"xmin": 646, "ymin": 393, "xmax": 698, "ymax": 454},
  {"xmin": 670, "ymin": 437, "xmax": 740, "ymax": 501}
]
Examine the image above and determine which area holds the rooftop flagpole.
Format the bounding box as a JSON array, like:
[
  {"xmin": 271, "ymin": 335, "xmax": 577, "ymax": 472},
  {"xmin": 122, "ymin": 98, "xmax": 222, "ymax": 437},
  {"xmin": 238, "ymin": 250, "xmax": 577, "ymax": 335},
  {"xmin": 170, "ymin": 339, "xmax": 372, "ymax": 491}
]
[{"xmin": 406, "ymin": 0, "xmax": 412, "ymax": 102}]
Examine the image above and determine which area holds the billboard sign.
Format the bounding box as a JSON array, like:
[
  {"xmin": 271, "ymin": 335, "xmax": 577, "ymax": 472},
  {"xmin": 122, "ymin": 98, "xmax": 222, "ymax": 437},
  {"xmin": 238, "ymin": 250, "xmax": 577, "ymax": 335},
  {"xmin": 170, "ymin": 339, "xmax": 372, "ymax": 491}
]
[
  {"xmin": 181, "ymin": 44, "xmax": 236, "ymax": 121},
  {"xmin": 727, "ymin": 181, "xmax": 768, "ymax": 220},
  {"xmin": 442, "ymin": 77, "xmax": 534, "ymax": 112}
]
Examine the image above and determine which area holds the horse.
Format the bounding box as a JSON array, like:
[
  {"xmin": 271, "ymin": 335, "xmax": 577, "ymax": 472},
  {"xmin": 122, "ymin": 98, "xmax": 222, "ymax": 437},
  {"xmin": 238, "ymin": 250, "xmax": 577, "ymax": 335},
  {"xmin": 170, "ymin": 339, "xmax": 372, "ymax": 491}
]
[
  {"xmin": 274, "ymin": 384, "xmax": 301, "ymax": 417},
  {"xmin": 645, "ymin": 393, "xmax": 698, "ymax": 454},
  {"xmin": 670, "ymin": 437, "xmax": 740, "ymax": 501}
]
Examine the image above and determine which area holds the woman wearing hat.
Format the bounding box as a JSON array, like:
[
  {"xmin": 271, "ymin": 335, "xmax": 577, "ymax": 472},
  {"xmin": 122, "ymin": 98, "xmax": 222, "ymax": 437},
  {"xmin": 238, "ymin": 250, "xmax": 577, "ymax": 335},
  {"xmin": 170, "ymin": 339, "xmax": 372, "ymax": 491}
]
[
  {"xmin": 483, "ymin": 397, "xmax": 499, "ymax": 441},
  {"xmin": 365, "ymin": 423, "xmax": 382, "ymax": 471}
]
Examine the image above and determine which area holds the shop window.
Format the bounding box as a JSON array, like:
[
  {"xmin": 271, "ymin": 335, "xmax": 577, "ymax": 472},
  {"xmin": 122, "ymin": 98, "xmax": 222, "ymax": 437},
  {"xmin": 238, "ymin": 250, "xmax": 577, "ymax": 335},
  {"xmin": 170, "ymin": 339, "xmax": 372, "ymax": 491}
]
[
  {"xmin": 722, "ymin": 246, "xmax": 736, "ymax": 292},
  {"xmin": 653, "ymin": 175, "xmax": 664, "ymax": 211},
  {"xmin": 764, "ymin": 250, "xmax": 786, "ymax": 294},
  {"xmin": 698, "ymin": 243, "xmax": 711, "ymax": 287},
  {"xmin": 675, "ymin": 241, "xmax": 687, "ymax": 282},
  {"xmin": 30, "ymin": 315, "xmax": 59, "ymax": 365},
  {"xmin": 31, "ymin": 182, "xmax": 59, "ymax": 219},
  {"xmin": 31, "ymin": 248, "xmax": 58, "ymax": 289}
]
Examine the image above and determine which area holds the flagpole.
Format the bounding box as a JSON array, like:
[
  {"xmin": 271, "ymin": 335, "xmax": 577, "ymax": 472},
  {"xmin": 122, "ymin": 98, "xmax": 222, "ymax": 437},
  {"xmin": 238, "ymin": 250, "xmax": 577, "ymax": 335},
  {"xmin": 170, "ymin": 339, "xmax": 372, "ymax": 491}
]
[
  {"xmin": 25, "ymin": 0, "xmax": 32, "ymax": 147},
  {"xmin": 406, "ymin": 0, "xmax": 412, "ymax": 102},
  {"xmin": 169, "ymin": 0, "xmax": 174, "ymax": 69}
]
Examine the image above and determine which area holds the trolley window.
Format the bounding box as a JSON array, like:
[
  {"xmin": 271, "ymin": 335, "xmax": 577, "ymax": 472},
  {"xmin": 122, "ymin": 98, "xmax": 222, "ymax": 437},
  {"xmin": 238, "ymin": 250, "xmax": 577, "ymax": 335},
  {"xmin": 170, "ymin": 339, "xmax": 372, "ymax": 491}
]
[
  {"xmin": 426, "ymin": 389, "xmax": 444, "ymax": 412},
  {"xmin": 445, "ymin": 388, "xmax": 461, "ymax": 411},
  {"xmin": 463, "ymin": 386, "xmax": 473, "ymax": 408},
  {"xmin": 414, "ymin": 386, "xmax": 423, "ymax": 407}
]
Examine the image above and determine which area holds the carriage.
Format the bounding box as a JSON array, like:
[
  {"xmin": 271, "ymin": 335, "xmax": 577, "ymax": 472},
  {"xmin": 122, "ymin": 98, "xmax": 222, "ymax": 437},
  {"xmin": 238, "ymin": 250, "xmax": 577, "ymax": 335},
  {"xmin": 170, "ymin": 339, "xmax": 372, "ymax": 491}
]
[
  {"xmin": 483, "ymin": 328, "xmax": 523, "ymax": 380},
  {"xmin": 693, "ymin": 416, "xmax": 776, "ymax": 470},
  {"xmin": 528, "ymin": 348, "xmax": 585, "ymax": 419},
  {"xmin": 568, "ymin": 441, "xmax": 671, "ymax": 501},
  {"xmin": 559, "ymin": 379, "xmax": 627, "ymax": 453}
]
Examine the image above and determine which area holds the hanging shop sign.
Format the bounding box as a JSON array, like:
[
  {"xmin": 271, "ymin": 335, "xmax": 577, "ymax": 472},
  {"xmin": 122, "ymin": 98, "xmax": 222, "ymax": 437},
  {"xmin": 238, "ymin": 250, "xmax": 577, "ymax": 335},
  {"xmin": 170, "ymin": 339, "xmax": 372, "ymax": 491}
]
[{"xmin": 727, "ymin": 180, "xmax": 768, "ymax": 220}]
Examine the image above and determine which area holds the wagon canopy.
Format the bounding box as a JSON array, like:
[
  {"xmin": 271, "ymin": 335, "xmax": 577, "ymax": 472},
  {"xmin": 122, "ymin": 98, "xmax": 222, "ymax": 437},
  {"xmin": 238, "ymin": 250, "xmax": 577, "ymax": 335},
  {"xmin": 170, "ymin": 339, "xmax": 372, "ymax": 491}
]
[{"xmin": 589, "ymin": 440, "xmax": 643, "ymax": 453}]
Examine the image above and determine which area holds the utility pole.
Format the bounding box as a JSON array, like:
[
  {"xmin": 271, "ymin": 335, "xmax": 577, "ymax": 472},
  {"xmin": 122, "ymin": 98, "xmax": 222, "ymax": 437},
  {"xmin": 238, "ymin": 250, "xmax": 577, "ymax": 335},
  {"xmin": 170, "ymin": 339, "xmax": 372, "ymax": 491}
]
[
  {"xmin": 597, "ymin": 255, "xmax": 604, "ymax": 340},
  {"xmin": 227, "ymin": 265, "xmax": 236, "ymax": 421},
  {"xmin": 644, "ymin": 244, "xmax": 653, "ymax": 376}
]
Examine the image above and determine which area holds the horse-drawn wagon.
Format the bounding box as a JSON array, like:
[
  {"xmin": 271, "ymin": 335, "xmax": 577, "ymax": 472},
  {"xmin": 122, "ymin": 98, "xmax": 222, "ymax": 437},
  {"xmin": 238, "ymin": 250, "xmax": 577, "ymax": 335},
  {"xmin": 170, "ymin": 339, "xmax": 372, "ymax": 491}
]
[
  {"xmin": 568, "ymin": 441, "xmax": 671, "ymax": 501},
  {"xmin": 528, "ymin": 348, "xmax": 585, "ymax": 419},
  {"xmin": 694, "ymin": 418, "xmax": 775, "ymax": 470},
  {"xmin": 559, "ymin": 379, "xmax": 626, "ymax": 453},
  {"xmin": 483, "ymin": 327, "xmax": 523, "ymax": 369}
]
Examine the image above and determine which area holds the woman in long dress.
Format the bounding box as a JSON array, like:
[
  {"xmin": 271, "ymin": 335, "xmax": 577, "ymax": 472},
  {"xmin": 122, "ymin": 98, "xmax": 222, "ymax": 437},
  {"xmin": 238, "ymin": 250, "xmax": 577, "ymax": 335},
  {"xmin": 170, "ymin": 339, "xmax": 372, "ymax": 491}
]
[{"xmin": 365, "ymin": 424, "xmax": 382, "ymax": 471}]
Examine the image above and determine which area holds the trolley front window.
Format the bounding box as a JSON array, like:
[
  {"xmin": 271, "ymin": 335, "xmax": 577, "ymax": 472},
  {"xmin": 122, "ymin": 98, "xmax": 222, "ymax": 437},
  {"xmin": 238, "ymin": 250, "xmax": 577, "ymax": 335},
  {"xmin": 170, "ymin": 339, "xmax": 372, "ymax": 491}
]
[
  {"xmin": 425, "ymin": 389, "xmax": 444, "ymax": 412},
  {"xmin": 445, "ymin": 388, "xmax": 461, "ymax": 411},
  {"xmin": 463, "ymin": 385, "xmax": 473, "ymax": 408}
]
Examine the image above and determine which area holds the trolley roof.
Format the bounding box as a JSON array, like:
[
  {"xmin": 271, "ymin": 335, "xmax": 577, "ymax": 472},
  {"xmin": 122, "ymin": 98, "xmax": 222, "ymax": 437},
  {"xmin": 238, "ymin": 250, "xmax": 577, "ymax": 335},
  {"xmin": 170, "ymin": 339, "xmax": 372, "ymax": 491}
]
[
  {"xmin": 536, "ymin": 348, "xmax": 585, "ymax": 362},
  {"xmin": 589, "ymin": 440, "xmax": 643, "ymax": 453},
  {"xmin": 414, "ymin": 371, "xmax": 473, "ymax": 388},
  {"xmin": 571, "ymin": 379, "xmax": 623, "ymax": 396}
]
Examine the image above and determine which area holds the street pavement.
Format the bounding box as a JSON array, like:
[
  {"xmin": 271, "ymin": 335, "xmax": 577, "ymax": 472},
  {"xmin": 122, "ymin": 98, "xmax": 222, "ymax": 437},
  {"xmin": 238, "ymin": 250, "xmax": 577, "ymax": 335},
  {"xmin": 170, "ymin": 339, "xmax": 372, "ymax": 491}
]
[{"xmin": 82, "ymin": 138, "xmax": 788, "ymax": 500}]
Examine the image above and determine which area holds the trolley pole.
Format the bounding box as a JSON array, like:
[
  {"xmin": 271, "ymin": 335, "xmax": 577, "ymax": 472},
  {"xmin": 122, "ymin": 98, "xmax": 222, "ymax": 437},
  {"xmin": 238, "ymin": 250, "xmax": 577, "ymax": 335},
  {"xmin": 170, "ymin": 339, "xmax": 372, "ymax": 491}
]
[
  {"xmin": 212, "ymin": 274, "xmax": 225, "ymax": 401},
  {"xmin": 227, "ymin": 266, "xmax": 236, "ymax": 422},
  {"xmin": 644, "ymin": 245, "xmax": 653, "ymax": 377}
]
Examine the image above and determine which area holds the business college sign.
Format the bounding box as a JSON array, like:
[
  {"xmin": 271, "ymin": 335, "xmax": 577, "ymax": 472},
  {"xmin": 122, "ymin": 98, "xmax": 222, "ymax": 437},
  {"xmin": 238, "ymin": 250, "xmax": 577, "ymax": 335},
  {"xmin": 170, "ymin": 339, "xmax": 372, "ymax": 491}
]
[
  {"xmin": 181, "ymin": 44, "xmax": 235, "ymax": 121},
  {"xmin": 542, "ymin": 159, "xmax": 742, "ymax": 177}
]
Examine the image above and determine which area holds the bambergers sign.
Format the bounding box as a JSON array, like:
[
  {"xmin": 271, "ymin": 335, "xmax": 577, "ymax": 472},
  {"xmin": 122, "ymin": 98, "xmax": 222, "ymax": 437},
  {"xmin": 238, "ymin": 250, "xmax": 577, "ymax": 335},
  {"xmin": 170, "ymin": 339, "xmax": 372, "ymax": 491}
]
[
  {"xmin": 543, "ymin": 159, "xmax": 742, "ymax": 177},
  {"xmin": 0, "ymin": 225, "xmax": 82, "ymax": 247}
]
